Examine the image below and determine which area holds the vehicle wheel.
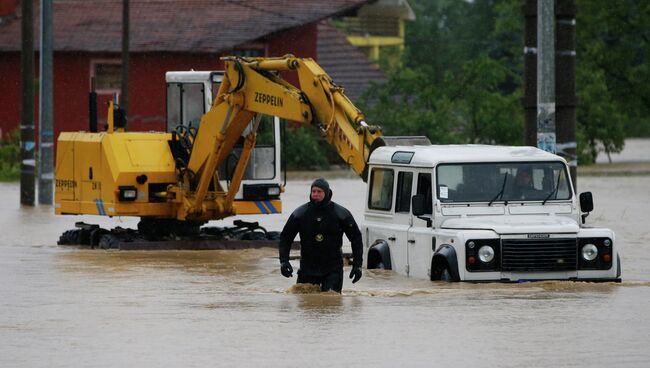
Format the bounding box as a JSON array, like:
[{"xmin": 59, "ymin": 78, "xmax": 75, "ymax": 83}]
[
  {"xmin": 265, "ymin": 231, "xmax": 281, "ymax": 240},
  {"xmin": 431, "ymin": 260, "xmax": 455, "ymax": 282},
  {"xmin": 98, "ymin": 234, "xmax": 121, "ymax": 250},
  {"xmin": 58, "ymin": 229, "xmax": 81, "ymax": 245},
  {"xmin": 440, "ymin": 268, "xmax": 452, "ymax": 282},
  {"xmin": 241, "ymin": 231, "xmax": 266, "ymax": 241}
]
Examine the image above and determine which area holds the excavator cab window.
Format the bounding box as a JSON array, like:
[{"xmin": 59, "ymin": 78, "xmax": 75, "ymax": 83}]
[
  {"xmin": 166, "ymin": 82, "xmax": 205, "ymax": 132},
  {"xmin": 218, "ymin": 115, "xmax": 278, "ymax": 181}
]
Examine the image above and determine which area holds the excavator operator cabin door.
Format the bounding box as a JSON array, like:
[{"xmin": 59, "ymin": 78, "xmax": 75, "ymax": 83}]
[{"xmin": 165, "ymin": 71, "xmax": 219, "ymax": 133}]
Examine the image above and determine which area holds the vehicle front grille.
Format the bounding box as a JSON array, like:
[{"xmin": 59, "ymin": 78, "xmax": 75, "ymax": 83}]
[{"xmin": 501, "ymin": 238, "xmax": 577, "ymax": 272}]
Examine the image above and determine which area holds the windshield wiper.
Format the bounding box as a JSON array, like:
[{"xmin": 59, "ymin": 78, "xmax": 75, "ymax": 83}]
[
  {"xmin": 488, "ymin": 173, "xmax": 509, "ymax": 206},
  {"xmin": 542, "ymin": 171, "xmax": 563, "ymax": 205}
]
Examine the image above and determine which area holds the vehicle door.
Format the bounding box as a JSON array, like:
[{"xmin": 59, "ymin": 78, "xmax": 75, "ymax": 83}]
[
  {"xmin": 365, "ymin": 167, "xmax": 408, "ymax": 275},
  {"xmin": 392, "ymin": 169, "xmax": 416, "ymax": 276},
  {"xmin": 407, "ymin": 171, "xmax": 435, "ymax": 279}
]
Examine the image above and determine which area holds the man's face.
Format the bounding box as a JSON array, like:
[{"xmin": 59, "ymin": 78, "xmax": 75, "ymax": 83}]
[{"xmin": 311, "ymin": 186, "xmax": 325, "ymax": 202}]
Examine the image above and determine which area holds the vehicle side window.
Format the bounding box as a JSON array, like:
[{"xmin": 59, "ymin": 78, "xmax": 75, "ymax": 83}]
[
  {"xmin": 368, "ymin": 168, "xmax": 394, "ymax": 211},
  {"xmin": 395, "ymin": 171, "xmax": 413, "ymax": 213},
  {"xmin": 416, "ymin": 173, "xmax": 432, "ymax": 214}
]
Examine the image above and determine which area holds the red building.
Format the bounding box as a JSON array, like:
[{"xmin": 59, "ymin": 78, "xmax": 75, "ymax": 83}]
[{"xmin": 0, "ymin": 0, "xmax": 379, "ymax": 140}]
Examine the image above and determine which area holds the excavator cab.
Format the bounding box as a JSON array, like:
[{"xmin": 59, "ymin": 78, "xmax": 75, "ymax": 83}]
[{"xmin": 165, "ymin": 71, "xmax": 283, "ymax": 214}]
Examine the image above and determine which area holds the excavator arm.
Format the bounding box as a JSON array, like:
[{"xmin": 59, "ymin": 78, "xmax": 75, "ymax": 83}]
[{"xmin": 175, "ymin": 55, "xmax": 384, "ymax": 221}]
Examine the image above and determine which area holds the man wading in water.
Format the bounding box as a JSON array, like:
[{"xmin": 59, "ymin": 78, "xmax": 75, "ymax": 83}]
[{"xmin": 278, "ymin": 178, "xmax": 363, "ymax": 293}]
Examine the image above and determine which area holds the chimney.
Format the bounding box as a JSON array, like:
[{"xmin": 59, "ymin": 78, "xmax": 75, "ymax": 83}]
[{"xmin": 0, "ymin": 0, "xmax": 17, "ymax": 17}]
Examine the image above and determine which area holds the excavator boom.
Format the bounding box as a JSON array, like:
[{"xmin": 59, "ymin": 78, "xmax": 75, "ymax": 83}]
[
  {"xmin": 54, "ymin": 55, "xmax": 427, "ymax": 246},
  {"xmin": 178, "ymin": 55, "xmax": 384, "ymax": 221}
]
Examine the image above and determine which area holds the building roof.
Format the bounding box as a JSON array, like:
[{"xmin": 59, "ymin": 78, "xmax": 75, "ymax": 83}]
[
  {"xmin": 0, "ymin": 0, "xmax": 373, "ymax": 52},
  {"xmin": 316, "ymin": 20, "xmax": 385, "ymax": 101},
  {"xmin": 369, "ymin": 145, "xmax": 565, "ymax": 167}
]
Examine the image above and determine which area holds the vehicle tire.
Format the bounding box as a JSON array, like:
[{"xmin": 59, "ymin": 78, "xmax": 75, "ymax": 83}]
[
  {"xmin": 440, "ymin": 268, "xmax": 452, "ymax": 282},
  {"xmin": 265, "ymin": 231, "xmax": 281, "ymax": 240},
  {"xmin": 98, "ymin": 234, "xmax": 121, "ymax": 250},
  {"xmin": 241, "ymin": 231, "xmax": 266, "ymax": 241},
  {"xmin": 58, "ymin": 229, "xmax": 81, "ymax": 245},
  {"xmin": 431, "ymin": 258, "xmax": 456, "ymax": 282}
]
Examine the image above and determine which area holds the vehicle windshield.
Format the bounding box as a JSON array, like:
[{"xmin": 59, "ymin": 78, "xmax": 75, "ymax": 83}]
[{"xmin": 436, "ymin": 162, "xmax": 572, "ymax": 203}]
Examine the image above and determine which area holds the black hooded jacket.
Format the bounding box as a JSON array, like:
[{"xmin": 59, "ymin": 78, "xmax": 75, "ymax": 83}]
[{"xmin": 278, "ymin": 187, "xmax": 363, "ymax": 276}]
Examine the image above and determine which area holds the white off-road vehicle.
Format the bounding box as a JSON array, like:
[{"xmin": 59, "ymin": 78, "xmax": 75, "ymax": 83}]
[{"xmin": 362, "ymin": 145, "xmax": 621, "ymax": 282}]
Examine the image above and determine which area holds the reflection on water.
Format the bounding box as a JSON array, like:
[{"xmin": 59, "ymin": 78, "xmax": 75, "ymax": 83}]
[
  {"xmin": 286, "ymin": 284, "xmax": 323, "ymax": 294},
  {"xmin": 1, "ymin": 176, "xmax": 650, "ymax": 367}
]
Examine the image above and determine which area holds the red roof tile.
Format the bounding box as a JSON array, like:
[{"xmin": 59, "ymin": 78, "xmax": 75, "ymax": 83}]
[{"xmin": 0, "ymin": 0, "xmax": 372, "ymax": 52}]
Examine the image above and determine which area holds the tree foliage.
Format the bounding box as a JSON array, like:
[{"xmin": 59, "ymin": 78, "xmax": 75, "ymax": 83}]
[
  {"xmin": 359, "ymin": 0, "xmax": 523, "ymax": 146},
  {"xmin": 283, "ymin": 125, "xmax": 331, "ymax": 170},
  {"xmin": 577, "ymin": 0, "xmax": 650, "ymax": 138},
  {"xmin": 358, "ymin": 0, "xmax": 648, "ymax": 165},
  {"xmin": 287, "ymin": 0, "xmax": 648, "ymax": 168},
  {"xmin": 0, "ymin": 129, "xmax": 20, "ymax": 181}
]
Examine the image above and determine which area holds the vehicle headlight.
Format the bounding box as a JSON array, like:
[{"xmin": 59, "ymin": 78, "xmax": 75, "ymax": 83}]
[
  {"xmin": 581, "ymin": 244, "xmax": 598, "ymax": 261},
  {"xmin": 118, "ymin": 186, "xmax": 138, "ymax": 201},
  {"xmin": 267, "ymin": 186, "xmax": 281, "ymax": 196},
  {"xmin": 478, "ymin": 245, "xmax": 495, "ymax": 263}
]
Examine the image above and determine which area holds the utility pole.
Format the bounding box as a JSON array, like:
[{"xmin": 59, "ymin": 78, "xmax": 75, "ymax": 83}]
[
  {"xmin": 39, "ymin": 0, "xmax": 54, "ymax": 204},
  {"xmin": 555, "ymin": 1, "xmax": 577, "ymax": 187},
  {"xmin": 121, "ymin": 0, "xmax": 129, "ymax": 128},
  {"xmin": 523, "ymin": 0, "xmax": 577, "ymax": 188},
  {"xmin": 537, "ymin": 0, "xmax": 556, "ymax": 154},
  {"xmin": 21, "ymin": 0, "xmax": 35, "ymax": 205}
]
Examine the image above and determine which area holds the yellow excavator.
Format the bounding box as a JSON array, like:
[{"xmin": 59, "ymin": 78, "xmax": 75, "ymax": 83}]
[{"xmin": 55, "ymin": 55, "xmax": 427, "ymax": 248}]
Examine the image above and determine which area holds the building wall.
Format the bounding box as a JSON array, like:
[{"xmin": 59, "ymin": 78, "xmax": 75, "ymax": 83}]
[
  {"xmin": 0, "ymin": 52, "xmax": 21, "ymax": 139},
  {"xmin": 0, "ymin": 22, "xmax": 317, "ymax": 142},
  {"xmin": 267, "ymin": 23, "xmax": 318, "ymax": 87}
]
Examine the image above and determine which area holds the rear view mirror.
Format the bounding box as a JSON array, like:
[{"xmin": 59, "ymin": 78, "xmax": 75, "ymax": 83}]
[
  {"xmin": 411, "ymin": 194, "xmax": 432, "ymax": 227},
  {"xmin": 579, "ymin": 192, "xmax": 594, "ymax": 224},
  {"xmin": 579, "ymin": 192, "xmax": 594, "ymax": 213},
  {"xmin": 412, "ymin": 194, "xmax": 425, "ymax": 216}
]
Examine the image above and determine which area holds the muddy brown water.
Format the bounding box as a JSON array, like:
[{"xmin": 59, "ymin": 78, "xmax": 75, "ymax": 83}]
[{"xmin": 1, "ymin": 175, "xmax": 649, "ymax": 367}]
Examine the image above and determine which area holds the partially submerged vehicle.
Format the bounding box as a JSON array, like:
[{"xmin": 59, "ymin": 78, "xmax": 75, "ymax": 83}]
[{"xmin": 363, "ymin": 144, "xmax": 621, "ymax": 282}]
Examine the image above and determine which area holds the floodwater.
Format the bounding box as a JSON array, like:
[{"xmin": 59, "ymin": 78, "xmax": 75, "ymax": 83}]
[{"xmin": 1, "ymin": 173, "xmax": 650, "ymax": 367}]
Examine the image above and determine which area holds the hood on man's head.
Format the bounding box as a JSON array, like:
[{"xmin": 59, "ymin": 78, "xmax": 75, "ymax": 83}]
[
  {"xmin": 310, "ymin": 177, "xmax": 333, "ymax": 204},
  {"xmin": 311, "ymin": 178, "xmax": 330, "ymax": 193}
]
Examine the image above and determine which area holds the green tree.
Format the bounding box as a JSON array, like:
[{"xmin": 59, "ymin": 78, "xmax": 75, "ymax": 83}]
[
  {"xmin": 576, "ymin": 67, "xmax": 625, "ymax": 164},
  {"xmin": 0, "ymin": 129, "xmax": 20, "ymax": 181},
  {"xmin": 283, "ymin": 125, "xmax": 331, "ymax": 170},
  {"xmin": 577, "ymin": 0, "xmax": 650, "ymax": 137},
  {"xmin": 443, "ymin": 56, "xmax": 523, "ymax": 145},
  {"xmin": 360, "ymin": 0, "xmax": 523, "ymax": 146}
]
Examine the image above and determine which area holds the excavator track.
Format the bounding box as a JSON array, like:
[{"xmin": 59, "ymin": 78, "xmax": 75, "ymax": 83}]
[{"xmin": 57, "ymin": 220, "xmax": 289, "ymax": 250}]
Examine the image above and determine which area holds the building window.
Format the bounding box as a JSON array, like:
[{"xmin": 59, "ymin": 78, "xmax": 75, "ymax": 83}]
[
  {"xmin": 91, "ymin": 60, "xmax": 121, "ymax": 93},
  {"xmin": 230, "ymin": 43, "xmax": 266, "ymax": 58}
]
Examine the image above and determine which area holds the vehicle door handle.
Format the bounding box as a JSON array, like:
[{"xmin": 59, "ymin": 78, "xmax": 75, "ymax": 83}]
[
  {"xmin": 407, "ymin": 239, "xmax": 415, "ymax": 244},
  {"xmin": 388, "ymin": 236, "xmax": 396, "ymax": 241}
]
